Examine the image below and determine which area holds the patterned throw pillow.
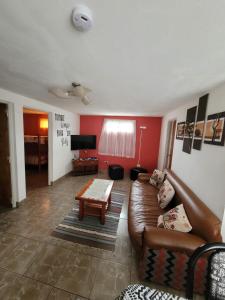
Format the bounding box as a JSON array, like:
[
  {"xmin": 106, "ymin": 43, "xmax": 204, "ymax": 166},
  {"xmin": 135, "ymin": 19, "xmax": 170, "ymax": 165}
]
[
  {"xmin": 157, "ymin": 179, "xmax": 175, "ymax": 209},
  {"xmin": 157, "ymin": 204, "xmax": 192, "ymax": 233},
  {"xmin": 149, "ymin": 169, "xmax": 166, "ymax": 188}
]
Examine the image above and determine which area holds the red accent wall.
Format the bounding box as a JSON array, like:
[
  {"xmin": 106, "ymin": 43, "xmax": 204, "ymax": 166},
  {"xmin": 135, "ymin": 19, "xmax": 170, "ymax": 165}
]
[
  {"xmin": 23, "ymin": 114, "xmax": 48, "ymax": 136},
  {"xmin": 80, "ymin": 115, "xmax": 162, "ymax": 172}
]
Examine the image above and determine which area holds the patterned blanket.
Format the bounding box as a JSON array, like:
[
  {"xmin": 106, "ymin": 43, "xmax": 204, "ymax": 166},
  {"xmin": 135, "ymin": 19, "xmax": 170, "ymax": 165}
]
[{"xmin": 116, "ymin": 284, "xmax": 187, "ymax": 300}]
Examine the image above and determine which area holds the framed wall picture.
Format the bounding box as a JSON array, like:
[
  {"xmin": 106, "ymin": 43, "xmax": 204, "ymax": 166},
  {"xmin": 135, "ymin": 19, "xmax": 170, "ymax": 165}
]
[
  {"xmin": 183, "ymin": 106, "xmax": 197, "ymax": 154},
  {"xmin": 193, "ymin": 94, "xmax": 208, "ymax": 150},
  {"xmin": 204, "ymin": 111, "xmax": 225, "ymax": 146},
  {"xmin": 176, "ymin": 122, "xmax": 185, "ymax": 140},
  {"xmin": 57, "ymin": 129, "xmax": 64, "ymax": 137},
  {"xmin": 194, "ymin": 121, "xmax": 205, "ymax": 139},
  {"xmin": 55, "ymin": 113, "xmax": 64, "ymax": 121}
]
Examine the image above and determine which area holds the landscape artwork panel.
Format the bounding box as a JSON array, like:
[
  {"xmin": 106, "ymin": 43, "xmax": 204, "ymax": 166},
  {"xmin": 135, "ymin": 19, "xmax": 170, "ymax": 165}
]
[
  {"xmin": 184, "ymin": 122, "xmax": 195, "ymax": 138},
  {"xmin": 194, "ymin": 121, "xmax": 205, "ymax": 140},
  {"xmin": 193, "ymin": 94, "xmax": 208, "ymax": 150},
  {"xmin": 204, "ymin": 111, "xmax": 225, "ymax": 146},
  {"xmin": 182, "ymin": 106, "xmax": 197, "ymax": 154},
  {"xmin": 176, "ymin": 122, "xmax": 185, "ymax": 140}
]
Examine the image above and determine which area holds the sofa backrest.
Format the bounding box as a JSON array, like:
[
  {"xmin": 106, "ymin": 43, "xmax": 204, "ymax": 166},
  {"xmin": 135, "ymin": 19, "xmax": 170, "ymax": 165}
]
[{"xmin": 166, "ymin": 169, "xmax": 222, "ymax": 243}]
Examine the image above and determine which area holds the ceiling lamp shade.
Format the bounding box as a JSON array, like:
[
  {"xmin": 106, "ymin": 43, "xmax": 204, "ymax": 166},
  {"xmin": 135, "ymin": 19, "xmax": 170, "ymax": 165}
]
[{"xmin": 40, "ymin": 118, "xmax": 48, "ymax": 129}]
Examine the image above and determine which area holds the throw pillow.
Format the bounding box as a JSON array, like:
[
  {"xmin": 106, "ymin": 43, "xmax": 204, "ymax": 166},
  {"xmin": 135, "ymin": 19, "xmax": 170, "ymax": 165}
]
[
  {"xmin": 149, "ymin": 169, "xmax": 166, "ymax": 188},
  {"xmin": 157, "ymin": 204, "xmax": 192, "ymax": 233},
  {"xmin": 157, "ymin": 179, "xmax": 175, "ymax": 209}
]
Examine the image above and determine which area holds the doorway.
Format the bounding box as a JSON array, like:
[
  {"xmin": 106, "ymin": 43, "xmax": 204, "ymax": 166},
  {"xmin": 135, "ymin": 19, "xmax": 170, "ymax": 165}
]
[
  {"xmin": 164, "ymin": 119, "xmax": 176, "ymax": 169},
  {"xmin": 23, "ymin": 108, "xmax": 49, "ymax": 191},
  {"xmin": 0, "ymin": 103, "xmax": 12, "ymax": 209}
]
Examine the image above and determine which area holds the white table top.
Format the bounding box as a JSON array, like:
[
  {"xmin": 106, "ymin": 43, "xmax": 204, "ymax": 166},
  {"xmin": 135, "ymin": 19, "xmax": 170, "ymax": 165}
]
[{"xmin": 82, "ymin": 179, "xmax": 114, "ymax": 201}]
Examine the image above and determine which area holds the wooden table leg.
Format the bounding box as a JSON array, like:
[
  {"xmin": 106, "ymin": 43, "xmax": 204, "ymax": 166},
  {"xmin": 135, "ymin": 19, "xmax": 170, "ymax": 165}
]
[
  {"xmin": 79, "ymin": 200, "xmax": 84, "ymax": 220},
  {"xmin": 101, "ymin": 203, "xmax": 106, "ymax": 225},
  {"xmin": 108, "ymin": 194, "xmax": 111, "ymax": 208}
]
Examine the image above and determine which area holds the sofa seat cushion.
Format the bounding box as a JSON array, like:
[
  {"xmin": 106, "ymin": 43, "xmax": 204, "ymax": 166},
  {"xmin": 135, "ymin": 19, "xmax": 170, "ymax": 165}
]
[{"xmin": 128, "ymin": 180, "xmax": 165, "ymax": 250}]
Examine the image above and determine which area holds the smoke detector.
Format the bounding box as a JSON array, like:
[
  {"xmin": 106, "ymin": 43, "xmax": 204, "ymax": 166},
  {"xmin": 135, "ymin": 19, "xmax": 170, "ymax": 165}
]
[{"xmin": 72, "ymin": 5, "xmax": 93, "ymax": 32}]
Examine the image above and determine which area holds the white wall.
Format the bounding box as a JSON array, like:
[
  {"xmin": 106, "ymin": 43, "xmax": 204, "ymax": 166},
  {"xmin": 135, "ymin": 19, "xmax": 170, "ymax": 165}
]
[
  {"xmin": 158, "ymin": 83, "xmax": 225, "ymax": 219},
  {"xmin": 52, "ymin": 113, "xmax": 80, "ymax": 181},
  {"xmin": 0, "ymin": 88, "xmax": 79, "ymax": 204}
]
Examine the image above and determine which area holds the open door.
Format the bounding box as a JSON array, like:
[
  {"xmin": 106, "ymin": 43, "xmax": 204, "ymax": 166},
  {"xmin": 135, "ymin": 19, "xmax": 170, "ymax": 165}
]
[
  {"xmin": 0, "ymin": 103, "xmax": 12, "ymax": 207},
  {"xmin": 164, "ymin": 120, "xmax": 176, "ymax": 170},
  {"xmin": 23, "ymin": 108, "xmax": 49, "ymax": 191}
]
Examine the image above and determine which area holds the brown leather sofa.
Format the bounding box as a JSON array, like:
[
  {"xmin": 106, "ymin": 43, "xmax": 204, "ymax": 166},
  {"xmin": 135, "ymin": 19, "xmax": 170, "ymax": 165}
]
[{"xmin": 128, "ymin": 169, "xmax": 222, "ymax": 293}]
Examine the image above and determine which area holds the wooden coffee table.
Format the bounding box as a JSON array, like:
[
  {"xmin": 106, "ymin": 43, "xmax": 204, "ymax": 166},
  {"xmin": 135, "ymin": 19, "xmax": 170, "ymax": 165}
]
[{"xmin": 75, "ymin": 178, "xmax": 114, "ymax": 224}]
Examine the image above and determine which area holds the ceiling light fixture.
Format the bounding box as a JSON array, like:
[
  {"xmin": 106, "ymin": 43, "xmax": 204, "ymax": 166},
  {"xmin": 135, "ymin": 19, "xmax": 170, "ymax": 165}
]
[{"xmin": 40, "ymin": 118, "xmax": 48, "ymax": 129}]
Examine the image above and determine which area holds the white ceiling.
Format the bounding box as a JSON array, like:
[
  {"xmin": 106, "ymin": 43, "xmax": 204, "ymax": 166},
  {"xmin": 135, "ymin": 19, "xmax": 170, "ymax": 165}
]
[{"xmin": 0, "ymin": 1, "xmax": 225, "ymax": 116}]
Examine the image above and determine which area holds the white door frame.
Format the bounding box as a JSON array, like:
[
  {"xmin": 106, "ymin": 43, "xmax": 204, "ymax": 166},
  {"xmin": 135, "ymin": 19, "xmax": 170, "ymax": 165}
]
[
  {"xmin": 48, "ymin": 112, "xmax": 53, "ymax": 186},
  {"xmin": 163, "ymin": 118, "xmax": 177, "ymax": 169},
  {"xmin": 0, "ymin": 101, "xmax": 54, "ymax": 207},
  {"xmin": 0, "ymin": 101, "xmax": 18, "ymax": 208}
]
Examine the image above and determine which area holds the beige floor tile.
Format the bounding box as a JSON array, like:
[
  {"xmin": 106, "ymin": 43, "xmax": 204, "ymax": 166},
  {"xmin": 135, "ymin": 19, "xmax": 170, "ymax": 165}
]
[
  {"xmin": 117, "ymin": 218, "xmax": 129, "ymax": 237},
  {"xmin": 0, "ymin": 174, "xmax": 206, "ymax": 300},
  {"xmin": 0, "ymin": 219, "xmax": 11, "ymax": 232},
  {"xmin": 119, "ymin": 198, "xmax": 128, "ymax": 220},
  {"xmin": 25, "ymin": 243, "xmax": 72, "ymax": 285},
  {"xmin": 56, "ymin": 252, "xmax": 100, "ymax": 298},
  {"xmin": 90, "ymin": 260, "xmax": 130, "ymax": 300},
  {"xmin": 0, "ymin": 267, "xmax": 51, "ymax": 300},
  {"xmin": 112, "ymin": 236, "xmax": 132, "ymax": 264},
  {"xmin": 47, "ymin": 288, "xmax": 86, "ymax": 300},
  {"xmin": 23, "ymin": 225, "xmax": 53, "ymax": 241},
  {"xmin": 0, "ymin": 233, "xmax": 22, "ymax": 259},
  {"xmin": 0, "ymin": 237, "xmax": 42, "ymax": 275},
  {"xmin": 67, "ymin": 236, "xmax": 132, "ymax": 266}
]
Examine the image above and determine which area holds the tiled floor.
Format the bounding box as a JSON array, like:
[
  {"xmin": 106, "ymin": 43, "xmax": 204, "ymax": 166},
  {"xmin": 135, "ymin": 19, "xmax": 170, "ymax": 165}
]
[
  {"xmin": 25, "ymin": 167, "xmax": 48, "ymax": 190},
  {"xmin": 0, "ymin": 172, "xmax": 203, "ymax": 300}
]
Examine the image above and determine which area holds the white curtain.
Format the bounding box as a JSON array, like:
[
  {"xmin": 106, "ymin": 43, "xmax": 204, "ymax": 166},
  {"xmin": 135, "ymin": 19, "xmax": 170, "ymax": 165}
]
[{"xmin": 98, "ymin": 119, "xmax": 136, "ymax": 158}]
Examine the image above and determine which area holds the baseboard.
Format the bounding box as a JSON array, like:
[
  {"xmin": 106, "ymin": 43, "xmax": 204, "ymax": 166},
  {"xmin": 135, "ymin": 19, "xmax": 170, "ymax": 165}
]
[
  {"xmin": 51, "ymin": 171, "xmax": 73, "ymax": 185},
  {"xmin": 15, "ymin": 198, "xmax": 26, "ymax": 208}
]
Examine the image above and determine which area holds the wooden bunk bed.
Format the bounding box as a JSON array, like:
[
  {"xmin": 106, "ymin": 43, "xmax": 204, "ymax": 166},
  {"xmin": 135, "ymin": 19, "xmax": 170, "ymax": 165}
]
[{"xmin": 24, "ymin": 135, "xmax": 48, "ymax": 171}]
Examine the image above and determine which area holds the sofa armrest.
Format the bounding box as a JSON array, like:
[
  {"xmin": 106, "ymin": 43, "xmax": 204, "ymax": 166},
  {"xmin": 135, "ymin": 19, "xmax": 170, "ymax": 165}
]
[
  {"xmin": 137, "ymin": 173, "xmax": 151, "ymax": 183},
  {"xmin": 143, "ymin": 227, "xmax": 206, "ymax": 255}
]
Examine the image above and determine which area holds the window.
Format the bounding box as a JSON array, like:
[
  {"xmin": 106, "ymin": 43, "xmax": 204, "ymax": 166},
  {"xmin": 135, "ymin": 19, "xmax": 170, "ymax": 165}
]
[{"xmin": 98, "ymin": 119, "xmax": 136, "ymax": 158}]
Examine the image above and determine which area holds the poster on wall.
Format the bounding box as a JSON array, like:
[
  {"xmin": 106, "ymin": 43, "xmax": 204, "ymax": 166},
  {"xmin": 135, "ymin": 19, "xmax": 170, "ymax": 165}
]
[
  {"xmin": 182, "ymin": 106, "xmax": 197, "ymax": 154},
  {"xmin": 176, "ymin": 122, "xmax": 185, "ymax": 140},
  {"xmin": 204, "ymin": 111, "xmax": 225, "ymax": 146},
  {"xmin": 57, "ymin": 129, "xmax": 64, "ymax": 137},
  {"xmin": 55, "ymin": 113, "xmax": 64, "ymax": 121},
  {"xmin": 61, "ymin": 137, "xmax": 68, "ymax": 146},
  {"xmin": 193, "ymin": 94, "xmax": 208, "ymax": 150},
  {"xmin": 55, "ymin": 114, "xmax": 71, "ymax": 146}
]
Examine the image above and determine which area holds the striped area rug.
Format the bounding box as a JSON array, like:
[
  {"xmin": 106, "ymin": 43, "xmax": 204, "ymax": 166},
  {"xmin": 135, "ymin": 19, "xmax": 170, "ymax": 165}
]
[{"xmin": 52, "ymin": 191, "xmax": 125, "ymax": 251}]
